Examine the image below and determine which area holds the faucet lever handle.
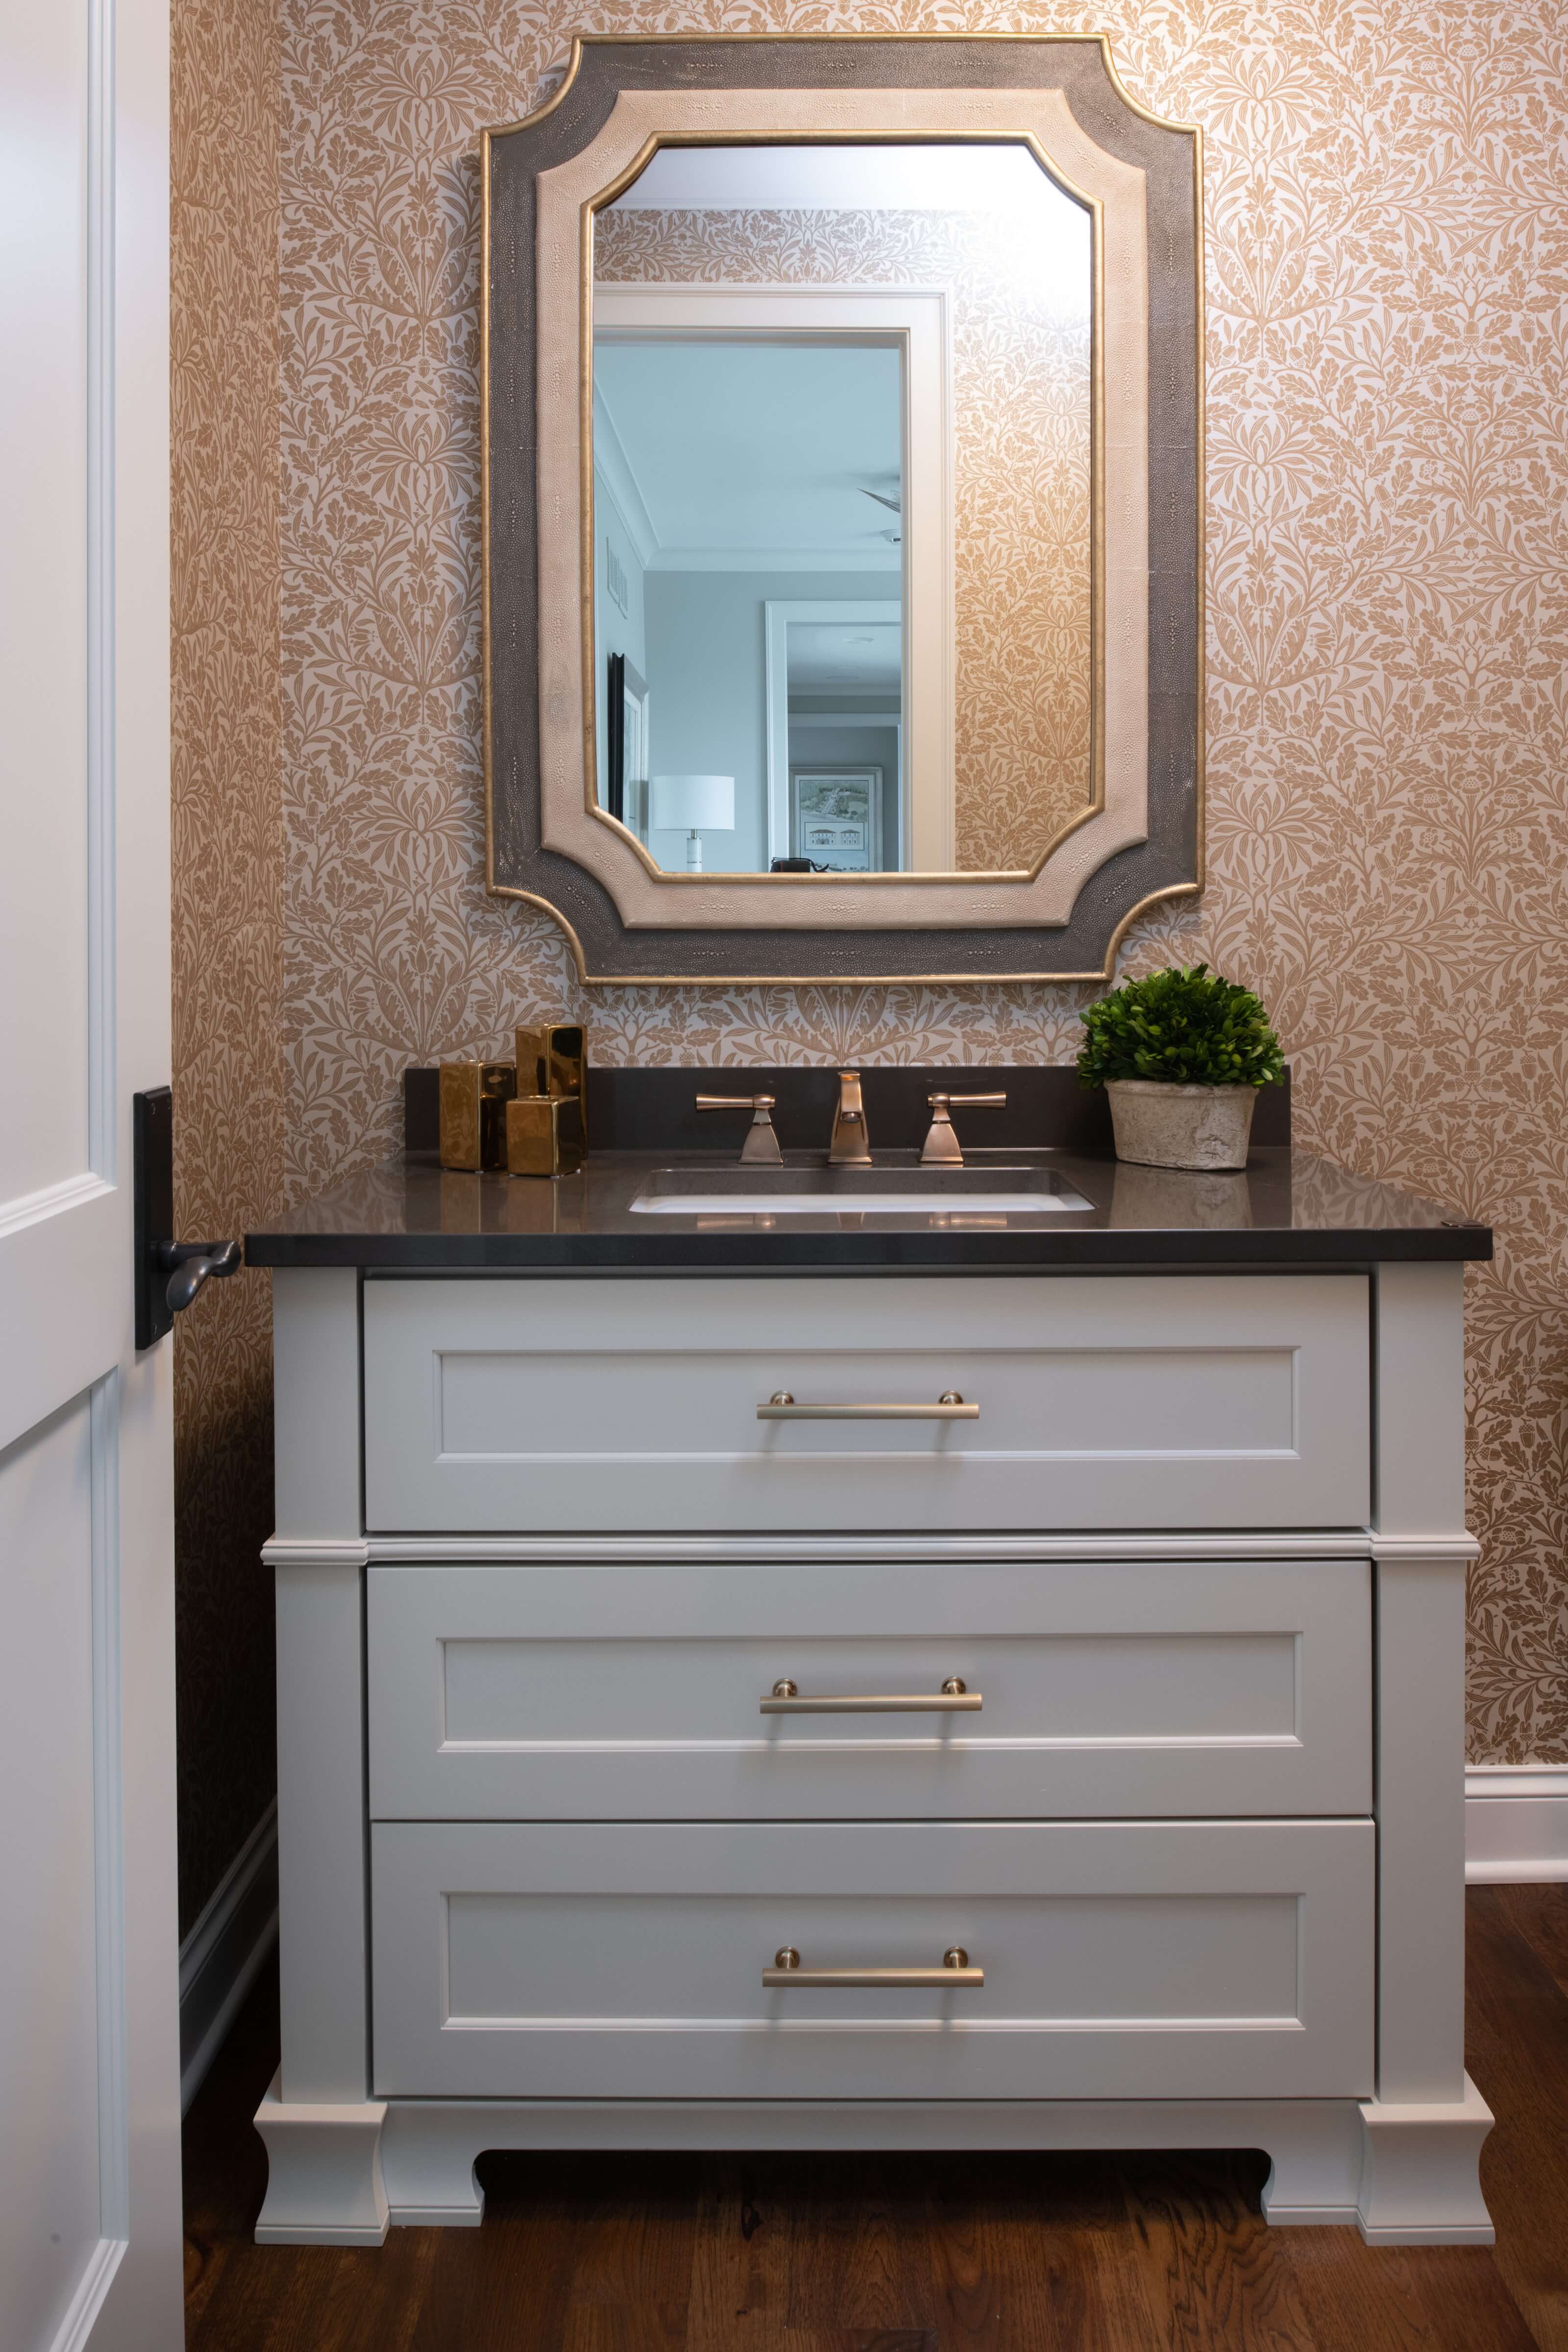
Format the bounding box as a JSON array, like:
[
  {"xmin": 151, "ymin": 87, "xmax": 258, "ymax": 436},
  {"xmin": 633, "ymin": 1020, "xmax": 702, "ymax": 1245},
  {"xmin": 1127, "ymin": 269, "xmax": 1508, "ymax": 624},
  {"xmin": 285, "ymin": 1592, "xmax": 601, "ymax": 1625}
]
[
  {"xmin": 921, "ymin": 1091, "xmax": 1007, "ymax": 1167},
  {"xmin": 695, "ymin": 1094, "xmax": 783, "ymax": 1165}
]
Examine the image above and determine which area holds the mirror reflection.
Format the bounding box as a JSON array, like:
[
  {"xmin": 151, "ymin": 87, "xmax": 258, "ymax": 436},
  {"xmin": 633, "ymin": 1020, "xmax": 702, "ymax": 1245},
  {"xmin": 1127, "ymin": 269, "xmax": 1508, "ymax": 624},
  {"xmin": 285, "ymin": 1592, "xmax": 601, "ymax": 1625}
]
[{"xmin": 590, "ymin": 140, "xmax": 1093, "ymax": 877}]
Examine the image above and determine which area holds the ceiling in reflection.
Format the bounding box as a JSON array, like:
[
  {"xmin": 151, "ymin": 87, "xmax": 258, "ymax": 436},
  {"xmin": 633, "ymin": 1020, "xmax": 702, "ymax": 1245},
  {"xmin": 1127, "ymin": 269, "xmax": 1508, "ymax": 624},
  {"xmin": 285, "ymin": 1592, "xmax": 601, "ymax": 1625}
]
[{"xmin": 592, "ymin": 340, "xmax": 902, "ymax": 569}]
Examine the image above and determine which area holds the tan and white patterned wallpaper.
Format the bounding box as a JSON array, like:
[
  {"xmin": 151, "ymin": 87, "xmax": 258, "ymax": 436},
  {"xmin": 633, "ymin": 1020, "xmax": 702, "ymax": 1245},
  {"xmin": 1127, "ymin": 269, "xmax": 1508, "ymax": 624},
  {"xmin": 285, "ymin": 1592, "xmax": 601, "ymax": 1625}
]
[
  {"xmin": 167, "ymin": 0, "xmax": 1568, "ymax": 1866},
  {"xmin": 171, "ymin": 0, "xmax": 284, "ymax": 1930},
  {"xmin": 596, "ymin": 201, "xmax": 1094, "ymax": 869}
]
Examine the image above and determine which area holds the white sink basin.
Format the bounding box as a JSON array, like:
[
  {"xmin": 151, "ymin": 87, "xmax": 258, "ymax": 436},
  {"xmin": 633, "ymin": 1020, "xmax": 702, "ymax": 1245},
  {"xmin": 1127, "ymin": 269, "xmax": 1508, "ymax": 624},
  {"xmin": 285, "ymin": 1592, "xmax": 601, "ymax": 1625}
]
[{"xmin": 629, "ymin": 1165, "xmax": 1093, "ymax": 1217}]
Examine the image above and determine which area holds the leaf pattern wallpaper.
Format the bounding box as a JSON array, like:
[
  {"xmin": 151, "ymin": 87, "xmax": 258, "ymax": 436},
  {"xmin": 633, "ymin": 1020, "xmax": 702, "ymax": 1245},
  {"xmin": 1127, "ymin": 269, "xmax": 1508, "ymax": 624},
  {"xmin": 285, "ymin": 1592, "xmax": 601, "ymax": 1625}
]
[
  {"xmin": 171, "ymin": 0, "xmax": 284, "ymax": 1927},
  {"xmin": 167, "ymin": 0, "xmax": 1567, "ymax": 1904},
  {"xmin": 595, "ymin": 201, "xmax": 1094, "ymax": 869}
]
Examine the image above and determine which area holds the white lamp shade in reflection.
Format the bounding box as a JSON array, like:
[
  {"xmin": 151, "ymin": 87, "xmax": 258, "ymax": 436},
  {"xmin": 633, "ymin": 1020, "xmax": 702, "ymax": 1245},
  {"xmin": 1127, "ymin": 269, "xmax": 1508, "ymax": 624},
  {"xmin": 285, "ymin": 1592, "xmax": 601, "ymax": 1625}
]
[{"xmin": 649, "ymin": 773, "xmax": 735, "ymax": 872}]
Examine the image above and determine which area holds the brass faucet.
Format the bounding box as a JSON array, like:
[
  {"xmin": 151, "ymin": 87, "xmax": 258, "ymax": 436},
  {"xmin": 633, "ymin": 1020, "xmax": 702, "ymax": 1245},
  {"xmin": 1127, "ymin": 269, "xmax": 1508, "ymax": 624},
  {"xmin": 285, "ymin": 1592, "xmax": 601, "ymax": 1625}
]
[
  {"xmin": 694, "ymin": 1092, "xmax": 782, "ymax": 1163},
  {"xmin": 829, "ymin": 1070, "xmax": 872, "ymax": 1164},
  {"xmin": 919, "ymin": 1091, "xmax": 1007, "ymax": 1166}
]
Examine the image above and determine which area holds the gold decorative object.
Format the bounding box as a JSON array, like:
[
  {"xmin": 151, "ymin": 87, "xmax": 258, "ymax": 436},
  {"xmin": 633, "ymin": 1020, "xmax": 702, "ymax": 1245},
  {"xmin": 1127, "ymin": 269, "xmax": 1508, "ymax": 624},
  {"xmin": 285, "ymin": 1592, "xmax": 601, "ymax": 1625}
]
[
  {"xmin": 438, "ymin": 1060, "xmax": 516, "ymax": 1171},
  {"xmin": 505, "ymin": 1092, "xmax": 586, "ymax": 1179},
  {"xmin": 515, "ymin": 1023, "xmax": 587, "ymax": 1141}
]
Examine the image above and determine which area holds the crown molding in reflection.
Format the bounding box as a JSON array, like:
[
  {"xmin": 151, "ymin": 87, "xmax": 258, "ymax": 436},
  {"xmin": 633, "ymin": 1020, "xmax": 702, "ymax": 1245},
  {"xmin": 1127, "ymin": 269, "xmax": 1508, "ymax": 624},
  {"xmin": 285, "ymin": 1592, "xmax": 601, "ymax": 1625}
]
[{"xmin": 644, "ymin": 548, "xmax": 904, "ymax": 574}]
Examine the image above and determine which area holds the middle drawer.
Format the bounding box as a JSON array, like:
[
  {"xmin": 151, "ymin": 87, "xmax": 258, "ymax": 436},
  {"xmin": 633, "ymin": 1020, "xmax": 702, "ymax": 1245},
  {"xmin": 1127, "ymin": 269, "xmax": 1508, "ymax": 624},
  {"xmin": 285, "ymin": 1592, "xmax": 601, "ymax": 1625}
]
[{"xmin": 368, "ymin": 1556, "xmax": 1371, "ymax": 1821}]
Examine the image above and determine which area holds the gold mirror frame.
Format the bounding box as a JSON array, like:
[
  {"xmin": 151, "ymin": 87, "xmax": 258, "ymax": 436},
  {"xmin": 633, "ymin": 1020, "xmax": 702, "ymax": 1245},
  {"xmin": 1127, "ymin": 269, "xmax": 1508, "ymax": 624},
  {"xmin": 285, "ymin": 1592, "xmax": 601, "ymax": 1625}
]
[{"xmin": 483, "ymin": 35, "xmax": 1203, "ymax": 984}]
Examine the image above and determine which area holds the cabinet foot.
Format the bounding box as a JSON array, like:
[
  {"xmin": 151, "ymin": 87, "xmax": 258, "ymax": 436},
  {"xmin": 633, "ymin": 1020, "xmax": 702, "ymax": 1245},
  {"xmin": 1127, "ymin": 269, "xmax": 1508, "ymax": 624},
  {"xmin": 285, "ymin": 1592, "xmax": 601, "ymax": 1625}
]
[
  {"xmin": 253, "ymin": 2070, "xmax": 390, "ymax": 2245},
  {"xmin": 382, "ymin": 2103, "xmax": 486, "ymax": 2228},
  {"xmin": 1255, "ymin": 2102, "xmax": 1365, "ymax": 2225},
  {"xmin": 1355, "ymin": 2075, "xmax": 1495, "ymax": 2245}
]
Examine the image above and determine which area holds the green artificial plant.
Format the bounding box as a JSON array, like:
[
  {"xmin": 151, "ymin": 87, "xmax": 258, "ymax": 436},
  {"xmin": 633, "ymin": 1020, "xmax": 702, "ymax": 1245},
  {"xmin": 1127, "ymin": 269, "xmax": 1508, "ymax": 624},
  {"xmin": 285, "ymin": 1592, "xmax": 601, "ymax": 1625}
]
[{"xmin": 1077, "ymin": 964, "xmax": 1284, "ymax": 1091}]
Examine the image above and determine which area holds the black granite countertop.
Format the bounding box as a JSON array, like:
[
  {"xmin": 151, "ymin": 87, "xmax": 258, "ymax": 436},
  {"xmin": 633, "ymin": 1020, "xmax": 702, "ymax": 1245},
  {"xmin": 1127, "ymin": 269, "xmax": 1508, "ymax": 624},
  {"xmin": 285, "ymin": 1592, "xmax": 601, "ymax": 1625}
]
[{"xmin": 245, "ymin": 1146, "xmax": 1492, "ymax": 1272}]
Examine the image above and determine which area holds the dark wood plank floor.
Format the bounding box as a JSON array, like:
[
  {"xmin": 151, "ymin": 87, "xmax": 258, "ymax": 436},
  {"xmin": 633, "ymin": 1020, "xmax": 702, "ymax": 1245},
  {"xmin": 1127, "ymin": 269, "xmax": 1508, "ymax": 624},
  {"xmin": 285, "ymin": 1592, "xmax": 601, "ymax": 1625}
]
[{"xmin": 184, "ymin": 1887, "xmax": 1568, "ymax": 2351}]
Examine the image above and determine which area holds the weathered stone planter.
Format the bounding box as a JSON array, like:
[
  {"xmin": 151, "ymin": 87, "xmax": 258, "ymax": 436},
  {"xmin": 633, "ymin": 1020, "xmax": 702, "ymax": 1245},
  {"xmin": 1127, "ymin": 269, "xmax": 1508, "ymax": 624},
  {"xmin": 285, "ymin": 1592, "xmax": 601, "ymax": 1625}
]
[{"xmin": 1104, "ymin": 1080, "xmax": 1257, "ymax": 1172}]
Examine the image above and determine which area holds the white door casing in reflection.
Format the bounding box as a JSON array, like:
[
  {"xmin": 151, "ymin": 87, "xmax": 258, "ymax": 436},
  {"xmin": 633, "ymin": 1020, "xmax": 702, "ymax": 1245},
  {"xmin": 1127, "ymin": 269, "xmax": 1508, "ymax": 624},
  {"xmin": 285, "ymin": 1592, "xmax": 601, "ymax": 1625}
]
[{"xmin": 0, "ymin": 0, "xmax": 181, "ymax": 2341}]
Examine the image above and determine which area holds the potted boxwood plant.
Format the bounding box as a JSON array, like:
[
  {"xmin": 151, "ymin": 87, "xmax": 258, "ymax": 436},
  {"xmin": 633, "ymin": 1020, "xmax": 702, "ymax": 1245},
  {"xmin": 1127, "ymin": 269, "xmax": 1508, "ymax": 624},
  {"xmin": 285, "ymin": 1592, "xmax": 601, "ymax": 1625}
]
[{"xmin": 1077, "ymin": 963, "xmax": 1284, "ymax": 1170}]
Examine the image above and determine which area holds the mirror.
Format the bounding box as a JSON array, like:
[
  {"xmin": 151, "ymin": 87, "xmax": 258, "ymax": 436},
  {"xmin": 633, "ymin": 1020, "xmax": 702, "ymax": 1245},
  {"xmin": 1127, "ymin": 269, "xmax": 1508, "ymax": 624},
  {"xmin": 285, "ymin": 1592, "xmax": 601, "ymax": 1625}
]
[
  {"xmin": 484, "ymin": 36, "xmax": 1201, "ymax": 983},
  {"xmin": 590, "ymin": 142, "xmax": 1094, "ymax": 876}
]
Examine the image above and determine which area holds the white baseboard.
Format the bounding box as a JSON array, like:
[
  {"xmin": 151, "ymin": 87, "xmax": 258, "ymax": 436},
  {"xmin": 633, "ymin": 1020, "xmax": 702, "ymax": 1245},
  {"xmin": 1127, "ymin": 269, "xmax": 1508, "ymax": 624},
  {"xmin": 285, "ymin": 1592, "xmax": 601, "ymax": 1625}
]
[
  {"xmin": 180, "ymin": 1800, "xmax": 278, "ymax": 2111},
  {"xmin": 1465, "ymin": 1766, "xmax": 1568, "ymax": 1884}
]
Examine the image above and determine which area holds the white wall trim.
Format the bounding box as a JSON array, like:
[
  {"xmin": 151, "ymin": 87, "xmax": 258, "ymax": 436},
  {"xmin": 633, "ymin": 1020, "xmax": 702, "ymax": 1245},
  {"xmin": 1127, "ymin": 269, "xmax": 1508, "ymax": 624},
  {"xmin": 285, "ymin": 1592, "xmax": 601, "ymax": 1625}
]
[
  {"xmin": 180, "ymin": 1801, "xmax": 279, "ymax": 2111},
  {"xmin": 1465, "ymin": 1765, "xmax": 1568, "ymax": 1883},
  {"xmin": 590, "ymin": 385, "xmax": 659, "ymax": 569}
]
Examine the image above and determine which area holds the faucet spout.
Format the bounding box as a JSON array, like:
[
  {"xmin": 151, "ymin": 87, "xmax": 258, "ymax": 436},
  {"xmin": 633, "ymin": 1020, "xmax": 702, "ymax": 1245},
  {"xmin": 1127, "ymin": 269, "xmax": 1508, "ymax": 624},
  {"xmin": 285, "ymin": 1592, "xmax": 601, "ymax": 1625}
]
[{"xmin": 829, "ymin": 1070, "xmax": 872, "ymax": 1164}]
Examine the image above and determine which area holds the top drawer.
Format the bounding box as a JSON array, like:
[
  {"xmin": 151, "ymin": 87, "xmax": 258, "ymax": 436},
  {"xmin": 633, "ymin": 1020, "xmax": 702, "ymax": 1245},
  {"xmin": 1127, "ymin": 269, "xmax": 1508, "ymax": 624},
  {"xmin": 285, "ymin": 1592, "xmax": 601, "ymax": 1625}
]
[{"xmin": 361, "ymin": 1273, "xmax": 1369, "ymax": 1534}]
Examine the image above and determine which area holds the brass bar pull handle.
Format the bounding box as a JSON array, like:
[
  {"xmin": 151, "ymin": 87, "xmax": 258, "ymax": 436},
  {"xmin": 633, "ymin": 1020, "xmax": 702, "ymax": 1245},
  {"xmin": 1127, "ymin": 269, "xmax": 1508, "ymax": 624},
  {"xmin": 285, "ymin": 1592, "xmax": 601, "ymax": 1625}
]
[
  {"xmin": 758, "ymin": 1391, "xmax": 978, "ymax": 1421},
  {"xmin": 762, "ymin": 1677, "xmax": 980, "ymax": 1715},
  {"xmin": 764, "ymin": 1945, "xmax": 982, "ymax": 1989}
]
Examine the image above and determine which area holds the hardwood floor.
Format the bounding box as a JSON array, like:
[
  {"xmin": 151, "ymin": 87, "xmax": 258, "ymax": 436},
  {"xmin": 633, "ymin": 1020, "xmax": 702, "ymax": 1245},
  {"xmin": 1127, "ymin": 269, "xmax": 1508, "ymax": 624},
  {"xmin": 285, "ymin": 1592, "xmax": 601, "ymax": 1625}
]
[{"xmin": 183, "ymin": 1887, "xmax": 1568, "ymax": 2351}]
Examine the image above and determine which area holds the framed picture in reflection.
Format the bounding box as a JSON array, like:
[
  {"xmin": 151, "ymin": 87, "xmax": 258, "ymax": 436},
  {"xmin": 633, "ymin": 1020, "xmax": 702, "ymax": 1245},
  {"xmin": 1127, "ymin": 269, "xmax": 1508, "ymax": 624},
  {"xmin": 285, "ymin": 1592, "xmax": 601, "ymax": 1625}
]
[
  {"xmin": 790, "ymin": 769, "xmax": 882, "ymax": 873},
  {"xmin": 607, "ymin": 652, "xmax": 649, "ymax": 837}
]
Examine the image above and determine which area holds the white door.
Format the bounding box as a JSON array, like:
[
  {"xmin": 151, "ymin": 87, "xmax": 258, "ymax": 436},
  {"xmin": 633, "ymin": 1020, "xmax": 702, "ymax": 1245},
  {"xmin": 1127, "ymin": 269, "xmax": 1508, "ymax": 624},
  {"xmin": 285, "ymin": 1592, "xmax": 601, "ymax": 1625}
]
[{"xmin": 0, "ymin": 0, "xmax": 183, "ymax": 2341}]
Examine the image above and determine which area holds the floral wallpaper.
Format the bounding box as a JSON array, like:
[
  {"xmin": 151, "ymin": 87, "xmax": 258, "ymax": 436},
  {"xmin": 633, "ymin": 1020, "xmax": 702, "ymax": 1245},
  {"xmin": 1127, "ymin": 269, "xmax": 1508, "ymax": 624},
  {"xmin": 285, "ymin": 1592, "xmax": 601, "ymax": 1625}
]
[
  {"xmin": 171, "ymin": 0, "xmax": 284, "ymax": 1930},
  {"xmin": 596, "ymin": 201, "xmax": 1094, "ymax": 870},
  {"xmin": 165, "ymin": 0, "xmax": 1566, "ymax": 1787}
]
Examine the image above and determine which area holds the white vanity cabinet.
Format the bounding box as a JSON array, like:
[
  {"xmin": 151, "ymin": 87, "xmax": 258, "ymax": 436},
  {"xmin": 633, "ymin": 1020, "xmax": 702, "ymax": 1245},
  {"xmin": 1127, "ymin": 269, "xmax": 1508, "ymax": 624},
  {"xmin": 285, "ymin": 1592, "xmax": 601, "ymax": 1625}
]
[{"xmin": 253, "ymin": 1259, "xmax": 1495, "ymax": 2248}]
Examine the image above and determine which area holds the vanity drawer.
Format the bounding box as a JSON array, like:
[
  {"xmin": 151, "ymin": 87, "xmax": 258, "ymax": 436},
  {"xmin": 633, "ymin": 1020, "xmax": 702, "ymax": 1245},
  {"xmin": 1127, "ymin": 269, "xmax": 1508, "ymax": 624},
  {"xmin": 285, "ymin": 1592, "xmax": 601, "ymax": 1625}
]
[
  {"xmin": 368, "ymin": 1556, "xmax": 1372, "ymax": 1821},
  {"xmin": 370, "ymin": 1817, "xmax": 1374, "ymax": 2102},
  {"xmin": 361, "ymin": 1274, "xmax": 1370, "ymax": 1533}
]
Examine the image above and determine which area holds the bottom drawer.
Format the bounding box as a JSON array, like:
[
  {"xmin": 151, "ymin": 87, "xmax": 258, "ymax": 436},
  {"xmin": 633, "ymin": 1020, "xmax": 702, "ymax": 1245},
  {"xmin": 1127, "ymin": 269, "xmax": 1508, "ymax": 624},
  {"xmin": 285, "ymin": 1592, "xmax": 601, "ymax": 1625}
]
[{"xmin": 371, "ymin": 1819, "xmax": 1373, "ymax": 2103}]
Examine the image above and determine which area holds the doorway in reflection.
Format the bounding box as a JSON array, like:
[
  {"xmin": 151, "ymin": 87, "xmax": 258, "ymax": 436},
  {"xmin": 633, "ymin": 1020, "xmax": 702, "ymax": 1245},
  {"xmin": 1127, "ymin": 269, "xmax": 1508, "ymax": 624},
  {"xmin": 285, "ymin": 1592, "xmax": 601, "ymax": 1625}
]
[{"xmin": 591, "ymin": 332, "xmax": 905, "ymax": 874}]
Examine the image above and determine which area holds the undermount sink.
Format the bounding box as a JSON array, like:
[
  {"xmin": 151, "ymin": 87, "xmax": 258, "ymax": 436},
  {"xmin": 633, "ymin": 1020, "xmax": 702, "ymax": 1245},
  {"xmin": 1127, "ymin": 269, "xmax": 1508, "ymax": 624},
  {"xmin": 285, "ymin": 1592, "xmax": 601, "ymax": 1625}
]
[{"xmin": 628, "ymin": 1164, "xmax": 1094, "ymax": 1217}]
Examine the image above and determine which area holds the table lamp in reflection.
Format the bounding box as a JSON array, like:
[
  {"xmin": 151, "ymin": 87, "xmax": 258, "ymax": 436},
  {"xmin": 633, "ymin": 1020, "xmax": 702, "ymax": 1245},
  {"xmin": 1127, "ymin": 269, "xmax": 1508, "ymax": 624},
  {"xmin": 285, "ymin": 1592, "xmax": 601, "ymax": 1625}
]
[{"xmin": 649, "ymin": 773, "xmax": 734, "ymax": 872}]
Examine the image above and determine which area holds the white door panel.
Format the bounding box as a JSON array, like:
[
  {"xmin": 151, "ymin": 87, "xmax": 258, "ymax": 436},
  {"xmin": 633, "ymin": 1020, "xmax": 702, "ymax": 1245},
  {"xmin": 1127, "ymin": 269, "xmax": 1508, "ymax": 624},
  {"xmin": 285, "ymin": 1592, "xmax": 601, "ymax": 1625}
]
[
  {"xmin": 0, "ymin": 1186, "xmax": 119, "ymax": 1454},
  {"xmin": 0, "ymin": 1401, "xmax": 101, "ymax": 2352},
  {"xmin": 0, "ymin": 0, "xmax": 91, "ymax": 1208},
  {"xmin": 0, "ymin": 0, "xmax": 181, "ymax": 2337}
]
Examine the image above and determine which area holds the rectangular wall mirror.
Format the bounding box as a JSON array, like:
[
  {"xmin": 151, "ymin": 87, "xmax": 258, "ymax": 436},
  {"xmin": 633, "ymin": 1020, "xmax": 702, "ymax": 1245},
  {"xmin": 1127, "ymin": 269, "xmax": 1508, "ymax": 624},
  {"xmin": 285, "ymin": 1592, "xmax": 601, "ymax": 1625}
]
[{"xmin": 484, "ymin": 36, "xmax": 1201, "ymax": 981}]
